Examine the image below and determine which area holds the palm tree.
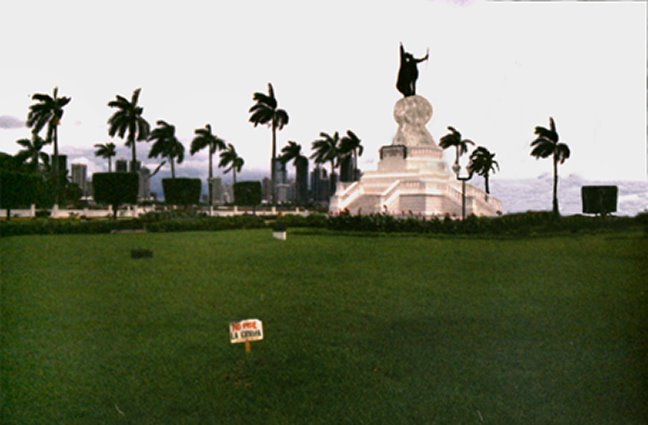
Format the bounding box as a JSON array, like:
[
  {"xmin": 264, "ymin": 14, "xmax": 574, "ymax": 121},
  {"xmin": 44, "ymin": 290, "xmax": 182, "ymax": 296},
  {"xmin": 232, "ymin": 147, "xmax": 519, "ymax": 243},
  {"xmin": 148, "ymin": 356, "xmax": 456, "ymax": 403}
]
[
  {"xmin": 311, "ymin": 132, "xmax": 340, "ymax": 194},
  {"xmin": 439, "ymin": 126, "xmax": 475, "ymax": 168},
  {"xmin": 219, "ymin": 143, "xmax": 244, "ymax": 185},
  {"xmin": 279, "ymin": 141, "xmax": 308, "ymax": 204},
  {"xmin": 94, "ymin": 142, "xmax": 117, "ymax": 172},
  {"xmin": 530, "ymin": 117, "xmax": 571, "ymax": 216},
  {"xmin": 15, "ymin": 134, "xmax": 49, "ymax": 172},
  {"xmin": 249, "ymin": 83, "xmax": 289, "ymax": 204},
  {"xmin": 107, "ymin": 88, "xmax": 150, "ymax": 172},
  {"xmin": 148, "ymin": 120, "xmax": 184, "ymax": 179},
  {"xmin": 26, "ymin": 87, "xmax": 71, "ymax": 203},
  {"xmin": 339, "ymin": 130, "xmax": 363, "ymax": 181},
  {"xmin": 468, "ymin": 146, "xmax": 499, "ymax": 194},
  {"xmin": 190, "ymin": 124, "xmax": 226, "ymax": 206},
  {"xmin": 279, "ymin": 140, "xmax": 305, "ymax": 166}
]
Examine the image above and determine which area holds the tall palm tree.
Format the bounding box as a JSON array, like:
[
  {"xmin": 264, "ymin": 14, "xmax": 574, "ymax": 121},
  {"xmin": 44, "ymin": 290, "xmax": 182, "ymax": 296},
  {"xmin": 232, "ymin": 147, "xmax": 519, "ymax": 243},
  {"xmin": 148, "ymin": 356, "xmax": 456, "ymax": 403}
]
[
  {"xmin": 468, "ymin": 146, "xmax": 499, "ymax": 194},
  {"xmin": 530, "ymin": 117, "xmax": 571, "ymax": 217},
  {"xmin": 190, "ymin": 124, "xmax": 226, "ymax": 206},
  {"xmin": 94, "ymin": 142, "xmax": 117, "ymax": 172},
  {"xmin": 107, "ymin": 88, "xmax": 150, "ymax": 172},
  {"xmin": 219, "ymin": 143, "xmax": 244, "ymax": 185},
  {"xmin": 26, "ymin": 87, "xmax": 71, "ymax": 203},
  {"xmin": 249, "ymin": 83, "xmax": 289, "ymax": 204},
  {"xmin": 339, "ymin": 130, "xmax": 363, "ymax": 181},
  {"xmin": 439, "ymin": 126, "xmax": 475, "ymax": 168},
  {"xmin": 15, "ymin": 134, "xmax": 49, "ymax": 172},
  {"xmin": 148, "ymin": 120, "xmax": 184, "ymax": 179},
  {"xmin": 310, "ymin": 131, "xmax": 340, "ymax": 193}
]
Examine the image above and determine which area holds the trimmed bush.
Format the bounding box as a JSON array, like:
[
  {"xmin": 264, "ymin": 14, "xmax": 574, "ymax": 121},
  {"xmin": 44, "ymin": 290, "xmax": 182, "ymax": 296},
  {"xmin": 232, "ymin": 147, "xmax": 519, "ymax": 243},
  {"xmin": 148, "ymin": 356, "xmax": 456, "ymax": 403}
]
[
  {"xmin": 162, "ymin": 178, "xmax": 202, "ymax": 206},
  {"xmin": 582, "ymin": 186, "xmax": 618, "ymax": 216},
  {"xmin": 93, "ymin": 173, "xmax": 139, "ymax": 219},
  {"xmin": 0, "ymin": 171, "xmax": 40, "ymax": 219},
  {"xmin": 234, "ymin": 181, "xmax": 262, "ymax": 207}
]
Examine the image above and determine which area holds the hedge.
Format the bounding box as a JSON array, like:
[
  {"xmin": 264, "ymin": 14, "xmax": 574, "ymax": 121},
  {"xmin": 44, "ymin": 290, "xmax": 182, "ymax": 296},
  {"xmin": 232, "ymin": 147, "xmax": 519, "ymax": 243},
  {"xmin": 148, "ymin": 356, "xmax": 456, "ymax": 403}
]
[
  {"xmin": 582, "ymin": 186, "xmax": 618, "ymax": 216},
  {"xmin": 0, "ymin": 171, "xmax": 40, "ymax": 218},
  {"xmin": 1, "ymin": 210, "xmax": 645, "ymax": 238},
  {"xmin": 234, "ymin": 181, "xmax": 262, "ymax": 207},
  {"xmin": 162, "ymin": 178, "xmax": 202, "ymax": 206},
  {"xmin": 93, "ymin": 173, "xmax": 139, "ymax": 218}
]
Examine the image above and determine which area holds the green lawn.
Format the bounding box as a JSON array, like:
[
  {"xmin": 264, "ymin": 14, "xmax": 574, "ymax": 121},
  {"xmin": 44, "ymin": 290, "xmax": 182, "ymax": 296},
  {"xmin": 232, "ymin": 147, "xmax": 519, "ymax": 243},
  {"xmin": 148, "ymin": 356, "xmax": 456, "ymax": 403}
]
[{"xmin": 1, "ymin": 229, "xmax": 646, "ymax": 424}]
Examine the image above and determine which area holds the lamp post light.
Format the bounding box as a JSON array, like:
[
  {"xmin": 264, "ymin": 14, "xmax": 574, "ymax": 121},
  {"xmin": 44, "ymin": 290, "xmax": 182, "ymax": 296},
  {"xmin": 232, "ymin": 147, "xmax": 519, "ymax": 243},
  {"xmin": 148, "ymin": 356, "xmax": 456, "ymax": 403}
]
[{"xmin": 452, "ymin": 162, "xmax": 473, "ymax": 220}]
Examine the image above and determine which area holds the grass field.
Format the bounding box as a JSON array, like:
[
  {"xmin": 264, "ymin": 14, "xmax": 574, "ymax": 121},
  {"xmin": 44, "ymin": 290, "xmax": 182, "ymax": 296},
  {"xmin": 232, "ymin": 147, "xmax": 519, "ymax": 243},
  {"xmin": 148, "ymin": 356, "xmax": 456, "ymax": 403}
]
[{"xmin": 1, "ymin": 229, "xmax": 646, "ymax": 424}]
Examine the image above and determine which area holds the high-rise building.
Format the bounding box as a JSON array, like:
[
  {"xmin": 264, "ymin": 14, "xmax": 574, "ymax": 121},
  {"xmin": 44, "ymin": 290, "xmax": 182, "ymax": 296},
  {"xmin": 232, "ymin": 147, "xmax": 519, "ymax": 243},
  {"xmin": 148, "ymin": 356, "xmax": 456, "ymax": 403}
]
[
  {"xmin": 138, "ymin": 166, "xmax": 151, "ymax": 201},
  {"xmin": 273, "ymin": 159, "xmax": 287, "ymax": 185},
  {"xmin": 262, "ymin": 177, "xmax": 272, "ymax": 202},
  {"xmin": 115, "ymin": 159, "xmax": 128, "ymax": 173},
  {"xmin": 130, "ymin": 160, "xmax": 141, "ymax": 173},
  {"xmin": 54, "ymin": 155, "xmax": 68, "ymax": 177},
  {"xmin": 310, "ymin": 165, "xmax": 329, "ymax": 202},
  {"xmin": 71, "ymin": 163, "xmax": 88, "ymax": 195},
  {"xmin": 295, "ymin": 156, "xmax": 309, "ymax": 205},
  {"xmin": 276, "ymin": 183, "xmax": 290, "ymax": 203},
  {"xmin": 209, "ymin": 177, "xmax": 225, "ymax": 205}
]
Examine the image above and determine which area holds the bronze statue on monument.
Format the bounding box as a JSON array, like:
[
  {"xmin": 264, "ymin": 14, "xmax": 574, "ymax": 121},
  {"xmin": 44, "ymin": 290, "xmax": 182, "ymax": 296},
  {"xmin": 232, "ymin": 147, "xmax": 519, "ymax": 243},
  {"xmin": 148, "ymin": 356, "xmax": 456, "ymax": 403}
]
[{"xmin": 396, "ymin": 43, "xmax": 429, "ymax": 97}]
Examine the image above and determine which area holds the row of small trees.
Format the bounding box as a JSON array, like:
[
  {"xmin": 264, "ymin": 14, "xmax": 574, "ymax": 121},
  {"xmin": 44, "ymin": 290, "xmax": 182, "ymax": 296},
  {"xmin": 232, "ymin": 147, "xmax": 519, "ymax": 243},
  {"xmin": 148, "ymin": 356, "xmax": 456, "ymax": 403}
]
[{"xmin": 438, "ymin": 117, "xmax": 570, "ymax": 216}]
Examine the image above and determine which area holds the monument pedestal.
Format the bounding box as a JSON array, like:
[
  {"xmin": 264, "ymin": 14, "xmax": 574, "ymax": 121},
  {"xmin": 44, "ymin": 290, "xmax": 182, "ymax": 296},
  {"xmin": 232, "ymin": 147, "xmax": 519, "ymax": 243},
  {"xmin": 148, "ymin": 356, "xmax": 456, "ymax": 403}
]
[{"xmin": 330, "ymin": 95, "xmax": 501, "ymax": 217}]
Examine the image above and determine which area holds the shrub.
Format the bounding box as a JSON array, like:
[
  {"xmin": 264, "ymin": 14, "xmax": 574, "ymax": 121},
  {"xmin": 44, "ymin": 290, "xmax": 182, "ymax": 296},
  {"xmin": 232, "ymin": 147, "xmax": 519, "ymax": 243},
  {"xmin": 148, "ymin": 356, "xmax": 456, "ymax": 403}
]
[
  {"xmin": 93, "ymin": 173, "xmax": 139, "ymax": 219},
  {"xmin": 162, "ymin": 178, "xmax": 202, "ymax": 206},
  {"xmin": 234, "ymin": 181, "xmax": 262, "ymax": 207},
  {"xmin": 582, "ymin": 186, "xmax": 618, "ymax": 216},
  {"xmin": 0, "ymin": 171, "xmax": 40, "ymax": 219}
]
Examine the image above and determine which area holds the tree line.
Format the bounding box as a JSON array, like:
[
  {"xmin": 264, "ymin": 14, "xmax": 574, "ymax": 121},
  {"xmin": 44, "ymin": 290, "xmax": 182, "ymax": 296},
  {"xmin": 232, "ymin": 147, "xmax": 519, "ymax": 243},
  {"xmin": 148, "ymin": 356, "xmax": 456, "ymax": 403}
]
[{"xmin": 2, "ymin": 83, "xmax": 570, "ymax": 217}]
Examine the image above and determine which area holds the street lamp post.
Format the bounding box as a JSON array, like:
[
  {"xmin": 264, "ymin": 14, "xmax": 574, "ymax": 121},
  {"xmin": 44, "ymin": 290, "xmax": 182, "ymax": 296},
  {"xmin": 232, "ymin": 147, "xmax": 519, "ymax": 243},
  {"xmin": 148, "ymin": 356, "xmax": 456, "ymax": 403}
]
[{"xmin": 452, "ymin": 163, "xmax": 473, "ymax": 220}]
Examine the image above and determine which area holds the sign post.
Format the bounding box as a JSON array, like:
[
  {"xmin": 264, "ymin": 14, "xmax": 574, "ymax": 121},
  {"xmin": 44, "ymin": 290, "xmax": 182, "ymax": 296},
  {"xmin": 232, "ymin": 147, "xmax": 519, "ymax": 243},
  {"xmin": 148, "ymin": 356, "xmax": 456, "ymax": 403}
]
[{"xmin": 229, "ymin": 319, "xmax": 263, "ymax": 353}]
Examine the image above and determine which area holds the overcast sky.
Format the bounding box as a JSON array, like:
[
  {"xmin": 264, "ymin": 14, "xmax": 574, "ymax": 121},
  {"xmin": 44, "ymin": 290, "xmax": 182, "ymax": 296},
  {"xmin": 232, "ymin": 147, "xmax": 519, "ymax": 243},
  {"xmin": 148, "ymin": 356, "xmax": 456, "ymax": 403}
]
[{"xmin": 0, "ymin": 0, "xmax": 646, "ymax": 181}]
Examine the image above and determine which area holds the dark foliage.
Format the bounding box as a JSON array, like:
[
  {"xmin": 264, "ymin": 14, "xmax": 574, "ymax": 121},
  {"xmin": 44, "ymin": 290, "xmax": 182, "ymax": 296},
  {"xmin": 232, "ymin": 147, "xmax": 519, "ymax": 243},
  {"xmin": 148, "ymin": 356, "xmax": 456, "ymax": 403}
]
[
  {"xmin": 233, "ymin": 181, "xmax": 262, "ymax": 207},
  {"xmin": 144, "ymin": 215, "xmax": 265, "ymax": 233},
  {"xmin": 581, "ymin": 186, "xmax": 618, "ymax": 216},
  {"xmin": 0, "ymin": 171, "xmax": 40, "ymax": 215},
  {"xmin": 93, "ymin": 173, "xmax": 139, "ymax": 218},
  {"xmin": 162, "ymin": 178, "xmax": 201, "ymax": 206}
]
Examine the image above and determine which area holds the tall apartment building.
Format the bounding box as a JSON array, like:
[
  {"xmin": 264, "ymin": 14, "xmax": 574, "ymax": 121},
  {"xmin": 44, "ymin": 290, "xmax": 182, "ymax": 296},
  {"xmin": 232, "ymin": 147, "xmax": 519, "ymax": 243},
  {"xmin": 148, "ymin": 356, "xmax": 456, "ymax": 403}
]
[{"xmin": 71, "ymin": 163, "xmax": 88, "ymax": 195}]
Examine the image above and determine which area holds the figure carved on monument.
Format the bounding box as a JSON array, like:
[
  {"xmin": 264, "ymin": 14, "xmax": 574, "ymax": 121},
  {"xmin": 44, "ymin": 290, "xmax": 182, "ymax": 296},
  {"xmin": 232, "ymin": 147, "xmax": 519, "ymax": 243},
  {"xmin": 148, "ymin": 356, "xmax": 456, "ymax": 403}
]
[{"xmin": 396, "ymin": 43, "xmax": 429, "ymax": 97}]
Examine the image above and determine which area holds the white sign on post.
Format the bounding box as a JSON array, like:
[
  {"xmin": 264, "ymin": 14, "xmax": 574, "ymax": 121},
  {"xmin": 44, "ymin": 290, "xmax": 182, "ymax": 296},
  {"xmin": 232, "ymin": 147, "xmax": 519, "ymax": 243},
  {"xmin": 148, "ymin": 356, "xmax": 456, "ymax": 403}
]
[{"xmin": 229, "ymin": 319, "xmax": 263, "ymax": 346}]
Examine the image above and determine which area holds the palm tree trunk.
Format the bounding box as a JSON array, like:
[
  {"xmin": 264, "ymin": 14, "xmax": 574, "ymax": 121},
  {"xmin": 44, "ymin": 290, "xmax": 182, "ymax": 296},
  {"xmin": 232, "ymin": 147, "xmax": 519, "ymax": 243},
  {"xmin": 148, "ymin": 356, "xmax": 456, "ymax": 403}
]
[
  {"xmin": 271, "ymin": 121, "xmax": 276, "ymax": 204},
  {"xmin": 108, "ymin": 157, "xmax": 112, "ymax": 173},
  {"xmin": 129, "ymin": 131, "xmax": 137, "ymax": 173},
  {"xmin": 233, "ymin": 168, "xmax": 237, "ymax": 186},
  {"xmin": 552, "ymin": 156, "xmax": 559, "ymax": 217},
  {"xmin": 208, "ymin": 151, "xmax": 213, "ymax": 206},
  {"xmin": 170, "ymin": 157, "xmax": 175, "ymax": 179},
  {"xmin": 485, "ymin": 174, "xmax": 490, "ymax": 194},
  {"xmin": 52, "ymin": 124, "xmax": 59, "ymax": 206},
  {"xmin": 353, "ymin": 150, "xmax": 358, "ymax": 181},
  {"xmin": 330, "ymin": 159, "xmax": 336, "ymax": 195}
]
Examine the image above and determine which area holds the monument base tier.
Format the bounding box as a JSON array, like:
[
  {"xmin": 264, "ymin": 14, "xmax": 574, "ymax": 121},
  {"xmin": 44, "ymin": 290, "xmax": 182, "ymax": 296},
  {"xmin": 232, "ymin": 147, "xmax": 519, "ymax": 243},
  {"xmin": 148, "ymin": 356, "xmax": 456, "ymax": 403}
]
[
  {"xmin": 329, "ymin": 95, "xmax": 502, "ymax": 218},
  {"xmin": 330, "ymin": 166, "xmax": 502, "ymax": 218}
]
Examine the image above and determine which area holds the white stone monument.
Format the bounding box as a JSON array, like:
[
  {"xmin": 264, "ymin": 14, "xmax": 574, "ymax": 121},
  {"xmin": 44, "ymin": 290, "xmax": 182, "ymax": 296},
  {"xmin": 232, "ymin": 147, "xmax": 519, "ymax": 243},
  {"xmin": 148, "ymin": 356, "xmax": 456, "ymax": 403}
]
[{"xmin": 329, "ymin": 95, "xmax": 502, "ymax": 217}]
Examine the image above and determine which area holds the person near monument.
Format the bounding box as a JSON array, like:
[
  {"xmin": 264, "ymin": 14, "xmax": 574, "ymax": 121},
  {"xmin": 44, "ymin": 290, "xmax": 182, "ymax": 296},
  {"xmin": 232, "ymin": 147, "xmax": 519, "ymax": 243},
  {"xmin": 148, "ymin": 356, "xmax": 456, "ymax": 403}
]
[{"xmin": 396, "ymin": 43, "xmax": 429, "ymax": 97}]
